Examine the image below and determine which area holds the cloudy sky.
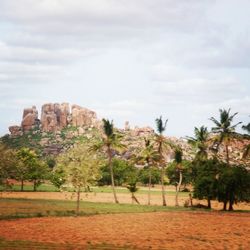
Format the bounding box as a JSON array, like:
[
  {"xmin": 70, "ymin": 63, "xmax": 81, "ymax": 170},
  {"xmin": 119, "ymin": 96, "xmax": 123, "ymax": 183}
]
[{"xmin": 0, "ymin": 0, "xmax": 249, "ymax": 137}]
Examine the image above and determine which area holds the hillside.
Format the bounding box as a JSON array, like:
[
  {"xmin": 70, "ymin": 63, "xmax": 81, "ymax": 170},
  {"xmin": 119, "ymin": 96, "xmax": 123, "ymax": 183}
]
[{"xmin": 1, "ymin": 103, "xmax": 249, "ymax": 165}]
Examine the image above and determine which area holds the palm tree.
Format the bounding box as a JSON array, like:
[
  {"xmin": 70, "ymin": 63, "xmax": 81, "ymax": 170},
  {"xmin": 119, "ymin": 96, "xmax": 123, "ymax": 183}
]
[
  {"xmin": 155, "ymin": 116, "xmax": 169, "ymax": 206},
  {"xmin": 242, "ymin": 123, "xmax": 250, "ymax": 159},
  {"xmin": 91, "ymin": 119, "xmax": 125, "ymax": 204},
  {"xmin": 174, "ymin": 148, "xmax": 183, "ymax": 207},
  {"xmin": 242, "ymin": 123, "xmax": 250, "ymax": 134},
  {"xmin": 139, "ymin": 137, "xmax": 159, "ymax": 205},
  {"xmin": 210, "ymin": 109, "xmax": 242, "ymax": 164},
  {"xmin": 186, "ymin": 126, "xmax": 209, "ymax": 161}
]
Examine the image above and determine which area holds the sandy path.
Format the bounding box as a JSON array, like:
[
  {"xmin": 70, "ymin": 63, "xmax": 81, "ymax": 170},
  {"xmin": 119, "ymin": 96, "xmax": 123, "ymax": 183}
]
[{"xmin": 0, "ymin": 212, "xmax": 249, "ymax": 249}]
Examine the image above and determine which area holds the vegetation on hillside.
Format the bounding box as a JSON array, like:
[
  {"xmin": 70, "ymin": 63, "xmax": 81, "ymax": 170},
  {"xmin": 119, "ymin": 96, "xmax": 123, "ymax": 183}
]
[{"xmin": 0, "ymin": 108, "xmax": 249, "ymax": 211}]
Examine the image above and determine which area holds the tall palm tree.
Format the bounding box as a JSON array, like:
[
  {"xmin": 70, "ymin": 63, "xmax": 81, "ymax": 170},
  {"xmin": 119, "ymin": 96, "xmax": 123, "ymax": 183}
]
[
  {"xmin": 91, "ymin": 119, "xmax": 125, "ymax": 204},
  {"xmin": 242, "ymin": 123, "xmax": 250, "ymax": 159},
  {"xmin": 174, "ymin": 148, "xmax": 183, "ymax": 207},
  {"xmin": 139, "ymin": 137, "xmax": 159, "ymax": 205},
  {"xmin": 155, "ymin": 116, "xmax": 169, "ymax": 206},
  {"xmin": 186, "ymin": 126, "xmax": 209, "ymax": 161},
  {"xmin": 210, "ymin": 109, "xmax": 242, "ymax": 164}
]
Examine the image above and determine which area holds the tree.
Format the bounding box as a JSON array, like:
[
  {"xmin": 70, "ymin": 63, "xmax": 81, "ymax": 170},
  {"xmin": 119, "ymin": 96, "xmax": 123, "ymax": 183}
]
[
  {"xmin": 137, "ymin": 137, "xmax": 160, "ymax": 205},
  {"xmin": 139, "ymin": 166, "xmax": 161, "ymax": 186},
  {"xmin": 0, "ymin": 144, "xmax": 17, "ymax": 188},
  {"xmin": 155, "ymin": 116, "xmax": 172, "ymax": 206},
  {"xmin": 91, "ymin": 119, "xmax": 125, "ymax": 204},
  {"xmin": 126, "ymin": 169, "xmax": 140, "ymax": 204},
  {"xmin": 16, "ymin": 148, "xmax": 37, "ymax": 191},
  {"xmin": 28, "ymin": 159, "xmax": 49, "ymax": 191},
  {"xmin": 98, "ymin": 158, "xmax": 137, "ymax": 186},
  {"xmin": 217, "ymin": 165, "xmax": 250, "ymax": 211},
  {"xmin": 50, "ymin": 165, "xmax": 66, "ymax": 189},
  {"xmin": 57, "ymin": 143, "xmax": 101, "ymax": 215},
  {"xmin": 210, "ymin": 109, "xmax": 242, "ymax": 164},
  {"xmin": 174, "ymin": 149, "xmax": 183, "ymax": 206},
  {"xmin": 193, "ymin": 158, "xmax": 220, "ymax": 209},
  {"xmin": 242, "ymin": 123, "xmax": 250, "ymax": 134},
  {"xmin": 186, "ymin": 126, "xmax": 209, "ymax": 161},
  {"xmin": 242, "ymin": 123, "xmax": 250, "ymax": 159}
]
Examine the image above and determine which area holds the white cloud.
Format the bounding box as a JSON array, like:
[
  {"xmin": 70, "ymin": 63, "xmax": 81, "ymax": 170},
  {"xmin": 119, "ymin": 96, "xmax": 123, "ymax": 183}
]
[{"xmin": 0, "ymin": 0, "xmax": 249, "ymax": 137}]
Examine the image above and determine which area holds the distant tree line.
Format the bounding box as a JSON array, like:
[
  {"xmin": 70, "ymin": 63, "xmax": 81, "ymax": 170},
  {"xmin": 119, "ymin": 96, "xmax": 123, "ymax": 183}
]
[{"xmin": 0, "ymin": 108, "xmax": 250, "ymax": 213}]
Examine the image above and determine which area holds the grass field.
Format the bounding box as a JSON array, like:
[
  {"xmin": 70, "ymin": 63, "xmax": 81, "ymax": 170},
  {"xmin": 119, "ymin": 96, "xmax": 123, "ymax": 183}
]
[
  {"xmin": 0, "ymin": 193, "xmax": 250, "ymax": 249},
  {"xmin": 0, "ymin": 183, "xmax": 190, "ymax": 196},
  {"xmin": 0, "ymin": 198, "xmax": 190, "ymax": 220}
]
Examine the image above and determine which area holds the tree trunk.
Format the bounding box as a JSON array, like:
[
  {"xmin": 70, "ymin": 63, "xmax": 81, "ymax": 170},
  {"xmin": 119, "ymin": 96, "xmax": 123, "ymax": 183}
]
[
  {"xmin": 132, "ymin": 193, "xmax": 140, "ymax": 204},
  {"xmin": 108, "ymin": 147, "xmax": 119, "ymax": 204},
  {"xmin": 225, "ymin": 143, "xmax": 230, "ymax": 165},
  {"xmin": 207, "ymin": 198, "xmax": 211, "ymax": 209},
  {"xmin": 189, "ymin": 193, "xmax": 193, "ymax": 207},
  {"xmin": 148, "ymin": 168, "xmax": 152, "ymax": 205},
  {"xmin": 175, "ymin": 170, "xmax": 183, "ymax": 207},
  {"xmin": 76, "ymin": 187, "xmax": 81, "ymax": 216},
  {"xmin": 33, "ymin": 180, "xmax": 37, "ymax": 192},
  {"xmin": 21, "ymin": 179, "xmax": 24, "ymax": 191},
  {"xmin": 229, "ymin": 200, "xmax": 234, "ymax": 211},
  {"xmin": 223, "ymin": 201, "xmax": 227, "ymax": 211},
  {"xmin": 161, "ymin": 166, "xmax": 167, "ymax": 206}
]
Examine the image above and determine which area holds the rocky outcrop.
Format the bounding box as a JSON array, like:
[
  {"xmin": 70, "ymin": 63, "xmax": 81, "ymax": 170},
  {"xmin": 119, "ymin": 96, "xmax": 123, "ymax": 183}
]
[
  {"xmin": 21, "ymin": 106, "xmax": 39, "ymax": 132},
  {"xmin": 131, "ymin": 126, "xmax": 154, "ymax": 136},
  {"xmin": 41, "ymin": 103, "xmax": 70, "ymax": 132},
  {"xmin": 8, "ymin": 126, "xmax": 22, "ymax": 136},
  {"xmin": 9, "ymin": 103, "xmax": 99, "ymax": 135},
  {"xmin": 71, "ymin": 105, "xmax": 97, "ymax": 127}
]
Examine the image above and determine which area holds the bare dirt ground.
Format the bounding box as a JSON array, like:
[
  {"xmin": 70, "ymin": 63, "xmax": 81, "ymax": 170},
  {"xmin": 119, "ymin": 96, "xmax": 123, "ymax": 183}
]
[
  {"xmin": 1, "ymin": 211, "xmax": 250, "ymax": 249},
  {"xmin": 1, "ymin": 191, "xmax": 250, "ymax": 210}
]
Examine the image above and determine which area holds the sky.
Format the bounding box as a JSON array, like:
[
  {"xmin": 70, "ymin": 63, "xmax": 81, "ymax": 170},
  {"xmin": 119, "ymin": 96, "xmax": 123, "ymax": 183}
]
[{"xmin": 0, "ymin": 0, "xmax": 249, "ymax": 137}]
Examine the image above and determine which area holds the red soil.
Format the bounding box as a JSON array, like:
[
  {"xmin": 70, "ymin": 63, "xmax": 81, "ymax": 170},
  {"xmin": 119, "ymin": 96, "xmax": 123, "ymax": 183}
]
[{"xmin": 0, "ymin": 211, "xmax": 249, "ymax": 249}]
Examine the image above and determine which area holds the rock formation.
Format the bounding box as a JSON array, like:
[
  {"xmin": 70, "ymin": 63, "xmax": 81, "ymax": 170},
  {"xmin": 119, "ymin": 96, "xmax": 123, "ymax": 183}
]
[
  {"xmin": 41, "ymin": 103, "xmax": 70, "ymax": 132},
  {"xmin": 71, "ymin": 105, "xmax": 97, "ymax": 127},
  {"xmin": 21, "ymin": 106, "xmax": 39, "ymax": 132},
  {"xmin": 8, "ymin": 125, "xmax": 22, "ymax": 136},
  {"xmin": 9, "ymin": 103, "xmax": 99, "ymax": 135}
]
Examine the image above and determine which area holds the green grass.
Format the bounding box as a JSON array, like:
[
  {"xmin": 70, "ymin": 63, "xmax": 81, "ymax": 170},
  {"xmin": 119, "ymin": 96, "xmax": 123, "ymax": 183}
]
[
  {"xmin": 0, "ymin": 198, "xmax": 191, "ymax": 220},
  {"xmin": 0, "ymin": 184, "xmax": 190, "ymax": 197}
]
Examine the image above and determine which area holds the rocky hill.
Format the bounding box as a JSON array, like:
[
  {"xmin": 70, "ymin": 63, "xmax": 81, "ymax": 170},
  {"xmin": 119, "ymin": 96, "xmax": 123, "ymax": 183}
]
[{"xmin": 1, "ymin": 103, "xmax": 249, "ymax": 166}]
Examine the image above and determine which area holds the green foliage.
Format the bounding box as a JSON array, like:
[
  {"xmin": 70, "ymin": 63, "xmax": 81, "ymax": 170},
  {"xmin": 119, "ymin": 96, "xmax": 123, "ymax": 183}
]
[
  {"xmin": 16, "ymin": 147, "xmax": 49, "ymax": 191},
  {"xmin": 217, "ymin": 165, "xmax": 250, "ymax": 210},
  {"xmin": 174, "ymin": 148, "xmax": 183, "ymax": 164},
  {"xmin": 138, "ymin": 166, "xmax": 161, "ymax": 185},
  {"xmin": 166, "ymin": 160, "xmax": 192, "ymax": 187},
  {"xmin": 210, "ymin": 108, "xmax": 242, "ymax": 163},
  {"xmin": 50, "ymin": 166, "xmax": 66, "ymax": 189},
  {"xmin": 126, "ymin": 182, "xmax": 138, "ymax": 193},
  {"xmin": 192, "ymin": 158, "xmax": 221, "ymax": 207},
  {"xmin": 98, "ymin": 158, "xmax": 137, "ymax": 186},
  {"xmin": 186, "ymin": 126, "xmax": 209, "ymax": 161},
  {"xmin": 56, "ymin": 143, "xmax": 101, "ymax": 191},
  {"xmin": 102, "ymin": 119, "xmax": 114, "ymax": 138},
  {"xmin": 0, "ymin": 144, "xmax": 17, "ymax": 186},
  {"xmin": 155, "ymin": 116, "xmax": 168, "ymax": 135},
  {"xmin": 27, "ymin": 160, "xmax": 50, "ymax": 191}
]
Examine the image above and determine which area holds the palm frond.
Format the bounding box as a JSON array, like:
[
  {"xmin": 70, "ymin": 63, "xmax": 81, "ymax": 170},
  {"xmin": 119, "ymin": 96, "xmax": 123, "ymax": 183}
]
[
  {"xmin": 102, "ymin": 119, "xmax": 114, "ymax": 137},
  {"xmin": 155, "ymin": 116, "xmax": 168, "ymax": 134}
]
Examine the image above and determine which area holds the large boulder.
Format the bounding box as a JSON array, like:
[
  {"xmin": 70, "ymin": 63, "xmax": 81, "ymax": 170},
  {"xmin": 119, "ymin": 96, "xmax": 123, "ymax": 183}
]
[
  {"xmin": 41, "ymin": 103, "xmax": 70, "ymax": 132},
  {"xmin": 71, "ymin": 105, "xmax": 97, "ymax": 127},
  {"xmin": 9, "ymin": 125, "xmax": 22, "ymax": 136},
  {"xmin": 21, "ymin": 106, "xmax": 38, "ymax": 131}
]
